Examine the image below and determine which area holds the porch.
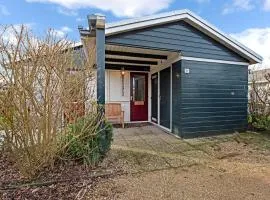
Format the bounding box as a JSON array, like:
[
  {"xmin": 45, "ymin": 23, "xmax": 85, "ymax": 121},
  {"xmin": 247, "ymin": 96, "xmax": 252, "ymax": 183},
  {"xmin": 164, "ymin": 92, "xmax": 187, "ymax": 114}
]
[{"xmin": 104, "ymin": 45, "xmax": 179, "ymax": 133}]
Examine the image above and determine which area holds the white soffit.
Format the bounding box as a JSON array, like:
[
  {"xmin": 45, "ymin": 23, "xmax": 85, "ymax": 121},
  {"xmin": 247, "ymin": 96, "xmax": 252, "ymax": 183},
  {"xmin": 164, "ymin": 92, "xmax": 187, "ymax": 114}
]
[{"xmin": 105, "ymin": 9, "xmax": 262, "ymax": 64}]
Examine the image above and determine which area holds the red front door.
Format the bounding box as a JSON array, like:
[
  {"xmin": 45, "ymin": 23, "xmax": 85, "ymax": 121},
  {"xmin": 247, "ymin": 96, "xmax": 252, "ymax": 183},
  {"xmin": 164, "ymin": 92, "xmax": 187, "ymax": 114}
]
[{"xmin": 130, "ymin": 72, "xmax": 148, "ymax": 121}]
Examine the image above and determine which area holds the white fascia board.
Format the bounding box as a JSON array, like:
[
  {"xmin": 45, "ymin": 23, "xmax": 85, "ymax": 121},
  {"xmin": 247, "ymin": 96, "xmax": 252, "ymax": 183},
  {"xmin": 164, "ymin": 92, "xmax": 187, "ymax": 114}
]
[
  {"xmin": 105, "ymin": 9, "xmax": 262, "ymax": 64},
  {"xmin": 184, "ymin": 14, "xmax": 262, "ymax": 64},
  {"xmin": 181, "ymin": 56, "xmax": 249, "ymax": 66},
  {"xmin": 105, "ymin": 12, "xmax": 188, "ymax": 36},
  {"xmin": 106, "ymin": 9, "xmax": 189, "ymax": 29}
]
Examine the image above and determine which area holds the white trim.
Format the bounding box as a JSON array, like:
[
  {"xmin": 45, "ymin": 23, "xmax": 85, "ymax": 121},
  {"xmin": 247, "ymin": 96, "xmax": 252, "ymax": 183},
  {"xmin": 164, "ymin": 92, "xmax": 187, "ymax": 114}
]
[
  {"xmin": 151, "ymin": 117, "xmax": 157, "ymax": 122},
  {"xmin": 106, "ymin": 62, "xmax": 152, "ymax": 67},
  {"xmin": 148, "ymin": 71, "xmax": 151, "ymax": 122},
  {"xmin": 126, "ymin": 121, "xmax": 149, "ymax": 124},
  {"xmin": 184, "ymin": 14, "xmax": 261, "ymax": 64},
  {"xmin": 151, "ymin": 53, "xmax": 181, "ymax": 74},
  {"xmin": 181, "ymin": 56, "xmax": 249, "ymax": 65},
  {"xmin": 158, "ymin": 71, "xmax": 160, "ymax": 125},
  {"xmin": 104, "ymin": 9, "xmax": 262, "ymax": 64},
  {"xmin": 150, "ymin": 122, "xmax": 181, "ymax": 138},
  {"xmin": 106, "ymin": 10, "xmax": 190, "ymax": 29},
  {"xmin": 170, "ymin": 65, "xmax": 172, "ymax": 131},
  {"xmin": 150, "ymin": 121, "xmax": 171, "ymax": 133},
  {"xmin": 78, "ymin": 10, "xmax": 262, "ymax": 64},
  {"xmin": 150, "ymin": 54, "xmax": 178, "ymax": 132},
  {"xmin": 106, "ymin": 69, "xmax": 150, "ymax": 73},
  {"xmin": 107, "ymin": 100, "xmax": 130, "ymax": 103},
  {"xmin": 150, "ymin": 73, "xmax": 158, "ymax": 124},
  {"xmin": 157, "ymin": 67, "xmax": 172, "ymax": 132},
  {"xmin": 106, "ymin": 13, "xmax": 186, "ymax": 35}
]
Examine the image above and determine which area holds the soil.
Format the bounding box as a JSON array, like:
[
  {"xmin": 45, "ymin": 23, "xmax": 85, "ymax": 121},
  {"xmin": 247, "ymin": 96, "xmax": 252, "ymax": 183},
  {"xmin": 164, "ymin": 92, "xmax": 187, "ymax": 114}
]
[
  {"xmin": 85, "ymin": 129, "xmax": 270, "ymax": 200},
  {"xmin": 0, "ymin": 150, "xmax": 124, "ymax": 200},
  {"xmin": 1, "ymin": 128, "xmax": 270, "ymax": 200}
]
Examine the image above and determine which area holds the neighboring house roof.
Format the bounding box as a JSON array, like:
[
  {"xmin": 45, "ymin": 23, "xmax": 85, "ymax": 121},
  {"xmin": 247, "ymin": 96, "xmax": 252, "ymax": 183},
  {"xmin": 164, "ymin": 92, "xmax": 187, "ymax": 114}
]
[
  {"xmin": 249, "ymin": 69, "xmax": 270, "ymax": 83},
  {"xmin": 77, "ymin": 9, "xmax": 263, "ymax": 64}
]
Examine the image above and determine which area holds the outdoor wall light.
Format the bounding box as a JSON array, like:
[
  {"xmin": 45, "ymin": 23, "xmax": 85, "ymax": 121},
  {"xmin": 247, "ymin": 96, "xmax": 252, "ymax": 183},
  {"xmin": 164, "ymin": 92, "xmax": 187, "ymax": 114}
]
[
  {"xmin": 121, "ymin": 68, "xmax": 125, "ymax": 76},
  {"xmin": 121, "ymin": 67, "xmax": 125, "ymax": 96}
]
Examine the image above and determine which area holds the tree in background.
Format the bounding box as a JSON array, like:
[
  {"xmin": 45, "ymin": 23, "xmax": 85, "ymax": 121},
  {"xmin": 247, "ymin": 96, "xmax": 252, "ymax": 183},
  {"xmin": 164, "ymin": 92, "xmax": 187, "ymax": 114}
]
[{"xmin": 249, "ymin": 70, "xmax": 270, "ymax": 130}]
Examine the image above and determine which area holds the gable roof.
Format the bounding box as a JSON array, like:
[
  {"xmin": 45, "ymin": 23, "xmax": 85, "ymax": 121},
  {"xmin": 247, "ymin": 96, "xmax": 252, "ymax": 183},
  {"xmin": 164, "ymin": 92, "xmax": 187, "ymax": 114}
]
[{"xmin": 79, "ymin": 9, "xmax": 263, "ymax": 64}]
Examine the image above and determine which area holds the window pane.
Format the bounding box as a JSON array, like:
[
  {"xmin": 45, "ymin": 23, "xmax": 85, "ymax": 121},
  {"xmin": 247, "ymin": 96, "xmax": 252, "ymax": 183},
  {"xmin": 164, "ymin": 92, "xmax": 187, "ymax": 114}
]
[{"xmin": 133, "ymin": 75, "xmax": 145, "ymax": 101}]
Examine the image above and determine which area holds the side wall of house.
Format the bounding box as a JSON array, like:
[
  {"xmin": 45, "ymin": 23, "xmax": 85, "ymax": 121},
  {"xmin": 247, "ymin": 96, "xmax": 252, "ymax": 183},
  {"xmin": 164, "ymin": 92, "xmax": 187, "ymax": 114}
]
[{"xmin": 174, "ymin": 60, "xmax": 248, "ymax": 138}]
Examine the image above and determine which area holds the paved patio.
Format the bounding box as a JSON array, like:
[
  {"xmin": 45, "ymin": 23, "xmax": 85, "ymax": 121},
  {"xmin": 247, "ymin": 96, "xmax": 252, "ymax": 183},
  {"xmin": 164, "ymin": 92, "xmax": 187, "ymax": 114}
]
[
  {"xmin": 111, "ymin": 125, "xmax": 217, "ymax": 172},
  {"xmin": 111, "ymin": 125, "xmax": 270, "ymax": 172},
  {"xmin": 113, "ymin": 125, "xmax": 187, "ymax": 152}
]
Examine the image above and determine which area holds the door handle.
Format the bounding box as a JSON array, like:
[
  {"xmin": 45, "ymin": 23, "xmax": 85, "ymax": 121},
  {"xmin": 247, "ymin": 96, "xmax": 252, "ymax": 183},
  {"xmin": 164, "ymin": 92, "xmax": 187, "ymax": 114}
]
[{"xmin": 131, "ymin": 96, "xmax": 133, "ymax": 101}]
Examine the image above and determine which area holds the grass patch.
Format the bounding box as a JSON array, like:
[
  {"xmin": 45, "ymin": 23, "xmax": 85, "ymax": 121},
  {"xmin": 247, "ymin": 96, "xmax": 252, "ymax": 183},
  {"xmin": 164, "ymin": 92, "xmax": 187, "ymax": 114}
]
[{"xmin": 234, "ymin": 131, "xmax": 270, "ymax": 150}]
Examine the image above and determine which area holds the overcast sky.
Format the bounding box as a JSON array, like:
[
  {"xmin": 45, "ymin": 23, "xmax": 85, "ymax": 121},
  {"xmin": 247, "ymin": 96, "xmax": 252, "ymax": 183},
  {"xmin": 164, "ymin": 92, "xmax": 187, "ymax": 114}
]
[{"xmin": 1, "ymin": 0, "xmax": 270, "ymax": 69}]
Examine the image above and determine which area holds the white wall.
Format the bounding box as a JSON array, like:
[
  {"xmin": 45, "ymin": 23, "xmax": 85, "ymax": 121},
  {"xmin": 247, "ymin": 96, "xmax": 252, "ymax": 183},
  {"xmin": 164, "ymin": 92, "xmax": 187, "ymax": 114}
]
[
  {"xmin": 105, "ymin": 70, "xmax": 130, "ymax": 122},
  {"xmin": 89, "ymin": 69, "xmax": 152, "ymax": 122}
]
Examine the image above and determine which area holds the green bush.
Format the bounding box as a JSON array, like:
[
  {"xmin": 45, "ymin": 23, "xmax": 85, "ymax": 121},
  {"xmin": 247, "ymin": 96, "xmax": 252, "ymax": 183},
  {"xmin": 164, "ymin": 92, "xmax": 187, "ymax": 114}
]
[
  {"xmin": 60, "ymin": 115, "xmax": 113, "ymax": 165},
  {"xmin": 248, "ymin": 114, "xmax": 270, "ymax": 131}
]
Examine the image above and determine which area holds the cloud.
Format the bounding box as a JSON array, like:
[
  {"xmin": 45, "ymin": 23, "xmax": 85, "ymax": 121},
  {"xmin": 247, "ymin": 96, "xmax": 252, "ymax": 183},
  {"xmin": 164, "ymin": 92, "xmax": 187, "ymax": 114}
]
[
  {"xmin": 231, "ymin": 27, "xmax": 270, "ymax": 69},
  {"xmin": 264, "ymin": 0, "xmax": 270, "ymax": 10},
  {"xmin": 57, "ymin": 7, "xmax": 77, "ymax": 16},
  {"xmin": 0, "ymin": 4, "xmax": 10, "ymax": 16},
  {"xmin": 2, "ymin": 24, "xmax": 34, "ymax": 46},
  {"xmin": 222, "ymin": 0, "xmax": 270, "ymax": 14},
  {"xmin": 222, "ymin": 0, "xmax": 254, "ymax": 14},
  {"xmin": 25, "ymin": 0, "xmax": 173, "ymax": 17},
  {"xmin": 54, "ymin": 26, "xmax": 73, "ymax": 38}
]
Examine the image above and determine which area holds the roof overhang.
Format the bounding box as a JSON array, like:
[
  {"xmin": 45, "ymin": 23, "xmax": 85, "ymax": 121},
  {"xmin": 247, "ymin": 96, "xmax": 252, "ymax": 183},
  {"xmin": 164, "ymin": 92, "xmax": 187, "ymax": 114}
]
[{"xmin": 79, "ymin": 9, "xmax": 263, "ymax": 65}]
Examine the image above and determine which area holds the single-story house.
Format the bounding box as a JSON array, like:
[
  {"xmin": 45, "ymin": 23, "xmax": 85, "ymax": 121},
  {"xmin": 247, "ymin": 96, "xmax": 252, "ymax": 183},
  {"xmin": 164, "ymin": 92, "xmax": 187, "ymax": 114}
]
[{"xmin": 76, "ymin": 9, "xmax": 262, "ymax": 138}]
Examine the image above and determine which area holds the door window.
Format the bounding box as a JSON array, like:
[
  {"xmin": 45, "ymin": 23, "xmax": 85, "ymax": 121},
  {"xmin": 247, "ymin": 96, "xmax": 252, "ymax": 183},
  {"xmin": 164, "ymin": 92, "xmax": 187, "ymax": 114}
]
[{"xmin": 132, "ymin": 75, "xmax": 145, "ymax": 105}]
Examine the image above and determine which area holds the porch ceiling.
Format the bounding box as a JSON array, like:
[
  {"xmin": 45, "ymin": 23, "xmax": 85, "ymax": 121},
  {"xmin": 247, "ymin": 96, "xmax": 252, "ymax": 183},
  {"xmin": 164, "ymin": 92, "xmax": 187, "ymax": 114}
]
[{"xmin": 105, "ymin": 45, "xmax": 177, "ymax": 71}]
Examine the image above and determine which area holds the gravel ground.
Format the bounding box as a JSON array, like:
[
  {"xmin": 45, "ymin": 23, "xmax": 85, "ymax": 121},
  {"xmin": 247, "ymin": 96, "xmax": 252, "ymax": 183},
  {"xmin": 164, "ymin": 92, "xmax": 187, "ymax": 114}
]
[
  {"xmin": 1, "ymin": 126, "xmax": 270, "ymax": 200},
  {"xmin": 85, "ymin": 126, "xmax": 270, "ymax": 200},
  {"xmin": 86, "ymin": 165, "xmax": 270, "ymax": 200}
]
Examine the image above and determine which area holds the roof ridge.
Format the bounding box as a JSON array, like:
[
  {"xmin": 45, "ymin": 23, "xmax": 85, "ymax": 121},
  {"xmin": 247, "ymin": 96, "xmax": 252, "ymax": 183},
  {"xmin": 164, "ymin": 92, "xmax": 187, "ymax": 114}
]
[
  {"xmin": 106, "ymin": 9, "xmax": 190, "ymax": 28},
  {"xmin": 78, "ymin": 9, "xmax": 263, "ymax": 64}
]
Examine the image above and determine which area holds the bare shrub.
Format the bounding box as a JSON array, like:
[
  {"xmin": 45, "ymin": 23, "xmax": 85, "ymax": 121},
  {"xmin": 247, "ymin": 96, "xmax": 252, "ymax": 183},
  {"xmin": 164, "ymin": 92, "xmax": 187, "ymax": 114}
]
[
  {"xmin": 0, "ymin": 25, "xmax": 107, "ymax": 177},
  {"xmin": 249, "ymin": 70, "xmax": 270, "ymax": 130}
]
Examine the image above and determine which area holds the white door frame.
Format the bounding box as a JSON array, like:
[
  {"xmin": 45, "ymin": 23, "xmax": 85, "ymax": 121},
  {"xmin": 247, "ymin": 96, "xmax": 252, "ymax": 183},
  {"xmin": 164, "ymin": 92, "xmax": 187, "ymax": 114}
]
[{"xmin": 150, "ymin": 53, "xmax": 180, "ymax": 132}]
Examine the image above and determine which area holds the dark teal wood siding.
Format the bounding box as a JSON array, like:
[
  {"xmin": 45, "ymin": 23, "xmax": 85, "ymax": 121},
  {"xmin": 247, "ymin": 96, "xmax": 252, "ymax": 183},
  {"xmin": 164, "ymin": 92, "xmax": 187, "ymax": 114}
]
[
  {"xmin": 106, "ymin": 21, "xmax": 248, "ymax": 62},
  {"xmin": 106, "ymin": 20, "xmax": 249, "ymax": 138},
  {"xmin": 172, "ymin": 61, "xmax": 182, "ymax": 136},
  {"xmin": 172, "ymin": 60, "xmax": 248, "ymax": 138},
  {"xmin": 160, "ymin": 67, "xmax": 171, "ymax": 129}
]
